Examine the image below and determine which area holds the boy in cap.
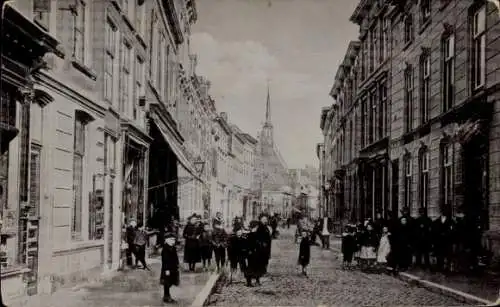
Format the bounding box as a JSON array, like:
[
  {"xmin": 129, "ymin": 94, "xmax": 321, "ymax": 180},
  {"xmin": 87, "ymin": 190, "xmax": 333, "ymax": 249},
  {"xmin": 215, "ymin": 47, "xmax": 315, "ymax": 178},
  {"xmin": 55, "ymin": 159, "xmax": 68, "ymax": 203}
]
[{"xmin": 161, "ymin": 232, "xmax": 180, "ymax": 304}]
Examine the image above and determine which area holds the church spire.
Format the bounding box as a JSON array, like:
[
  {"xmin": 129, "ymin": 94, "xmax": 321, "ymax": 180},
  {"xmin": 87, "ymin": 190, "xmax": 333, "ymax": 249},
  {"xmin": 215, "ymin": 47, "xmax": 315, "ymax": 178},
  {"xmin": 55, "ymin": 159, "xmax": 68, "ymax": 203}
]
[{"xmin": 264, "ymin": 81, "xmax": 272, "ymax": 127}]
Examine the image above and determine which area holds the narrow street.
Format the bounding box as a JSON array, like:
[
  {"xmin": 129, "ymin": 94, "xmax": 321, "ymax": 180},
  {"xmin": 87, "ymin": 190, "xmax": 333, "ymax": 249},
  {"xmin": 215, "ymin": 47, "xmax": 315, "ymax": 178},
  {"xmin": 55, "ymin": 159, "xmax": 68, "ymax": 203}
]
[{"xmin": 207, "ymin": 228, "xmax": 463, "ymax": 306}]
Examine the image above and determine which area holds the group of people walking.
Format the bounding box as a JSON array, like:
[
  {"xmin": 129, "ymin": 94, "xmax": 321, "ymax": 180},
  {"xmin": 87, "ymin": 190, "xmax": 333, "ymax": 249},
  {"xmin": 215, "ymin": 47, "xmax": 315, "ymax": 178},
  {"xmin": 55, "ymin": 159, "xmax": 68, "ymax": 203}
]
[
  {"xmin": 338, "ymin": 206, "xmax": 488, "ymax": 275},
  {"xmin": 181, "ymin": 212, "xmax": 274, "ymax": 287}
]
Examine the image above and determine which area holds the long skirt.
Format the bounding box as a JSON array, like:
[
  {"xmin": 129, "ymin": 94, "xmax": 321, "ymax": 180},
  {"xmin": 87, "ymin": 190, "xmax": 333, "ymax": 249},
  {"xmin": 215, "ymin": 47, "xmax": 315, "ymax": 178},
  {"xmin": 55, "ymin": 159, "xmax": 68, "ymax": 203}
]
[{"xmin": 183, "ymin": 239, "xmax": 201, "ymax": 264}]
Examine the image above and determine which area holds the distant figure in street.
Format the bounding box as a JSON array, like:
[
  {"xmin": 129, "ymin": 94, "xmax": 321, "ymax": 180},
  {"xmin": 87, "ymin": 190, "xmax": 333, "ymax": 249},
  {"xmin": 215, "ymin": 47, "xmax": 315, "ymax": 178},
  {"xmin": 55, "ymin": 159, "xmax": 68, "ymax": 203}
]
[
  {"xmin": 161, "ymin": 232, "xmax": 180, "ymax": 304},
  {"xmin": 183, "ymin": 215, "xmax": 201, "ymax": 272},
  {"xmin": 212, "ymin": 222, "xmax": 228, "ymax": 272},
  {"xmin": 134, "ymin": 222, "xmax": 150, "ymax": 270},
  {"xmin": 298, "ymin": 230, "xmax": 311, "ymax": 276},
  {"xmin": 319, "ymin": 216, "xmax": 333, "ymax": 249},
  {"xmin": 199, "ymin": 223, "xmax": 213, "ymax": 271},
  {"xmin": 286, "ymin": 217, "xmax": 291, "ymax": 229},
  {"xmin": 341, "ymin": 225, "xmax": 356, "ymax": 270},
  {"xmin": 270, "ymin": 214, "xmax": 279, "ymax": 238}
]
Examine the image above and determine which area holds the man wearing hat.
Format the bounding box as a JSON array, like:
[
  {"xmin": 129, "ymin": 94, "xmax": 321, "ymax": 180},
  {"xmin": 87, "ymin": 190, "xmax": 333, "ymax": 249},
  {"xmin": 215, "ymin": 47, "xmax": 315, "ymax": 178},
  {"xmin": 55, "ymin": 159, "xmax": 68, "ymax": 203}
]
[
  {"xmin": 161, "ymin": 232, "xmax": 180, "ymax": 303},
  {"xmin": 413, "ymin": 208, "xmax": 432, "ymax": 268}
]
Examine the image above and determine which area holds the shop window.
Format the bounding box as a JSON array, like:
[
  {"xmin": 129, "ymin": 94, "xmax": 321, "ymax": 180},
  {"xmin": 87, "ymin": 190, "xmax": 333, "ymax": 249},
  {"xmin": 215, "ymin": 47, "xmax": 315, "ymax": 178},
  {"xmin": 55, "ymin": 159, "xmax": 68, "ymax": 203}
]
[
  {"xmin": 72, "ymin": 111, "xmax": 89, "ymax": 240},
  {"xmin": 404, "ymin": 154, "xmax": 412, "ymax": 211},
  {"xmin": 441, "ymin": 142, "xmax": 453, "ymax": 210},
  {"xmin": 419, "ymin": 148, "xmax": 429, "ymax": 211}
]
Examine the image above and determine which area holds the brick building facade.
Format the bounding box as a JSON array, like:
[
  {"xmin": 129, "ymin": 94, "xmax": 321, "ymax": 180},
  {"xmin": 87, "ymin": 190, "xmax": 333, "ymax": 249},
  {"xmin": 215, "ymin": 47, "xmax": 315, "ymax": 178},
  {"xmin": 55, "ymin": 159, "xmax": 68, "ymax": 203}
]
[{"xmin": 320, "ymin": 0, "xmax": 500, "ymax": 258}]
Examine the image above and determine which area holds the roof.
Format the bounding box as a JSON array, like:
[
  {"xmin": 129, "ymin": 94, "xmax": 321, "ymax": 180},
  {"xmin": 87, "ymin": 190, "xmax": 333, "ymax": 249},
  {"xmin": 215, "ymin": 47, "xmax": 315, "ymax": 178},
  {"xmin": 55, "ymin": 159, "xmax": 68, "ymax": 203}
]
[
  {"xmin": 320, "ymin": 106, "xmax": 330, "ymax": 130},
  {"xmin": 329, "ymin": 41, "xmax": 361, "ymax": 98},
  {"xmin": 214, "ymin": 116, "xmax": 232, "ymax": 135},
  {"xmin": 349, "ymin": 0, "xmax": 370, "ymax": 25},
  {"xmin": 242, "ymin": 133, "xmax": 258, "ymax": 145}
]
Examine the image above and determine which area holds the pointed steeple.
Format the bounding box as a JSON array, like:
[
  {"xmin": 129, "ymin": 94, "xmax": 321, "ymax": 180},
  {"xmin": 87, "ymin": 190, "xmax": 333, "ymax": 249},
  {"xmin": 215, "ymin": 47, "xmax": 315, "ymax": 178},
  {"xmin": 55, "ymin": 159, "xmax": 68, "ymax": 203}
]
[{"xmin": 264, "ymin": 81, "xmax": 272, "ymax": 127}]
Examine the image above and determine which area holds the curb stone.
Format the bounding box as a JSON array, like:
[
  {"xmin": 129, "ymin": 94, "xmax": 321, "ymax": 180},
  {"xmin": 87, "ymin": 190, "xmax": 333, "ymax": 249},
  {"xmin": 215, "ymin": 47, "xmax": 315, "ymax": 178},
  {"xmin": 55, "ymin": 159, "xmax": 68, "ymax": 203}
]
[
  {"xmin": 327, "ymin": 241, "xmax": 494, "ymax": 306},
  {"xmin": 189, "ymin": 272, "xmax": 222, "ymax": 307}
]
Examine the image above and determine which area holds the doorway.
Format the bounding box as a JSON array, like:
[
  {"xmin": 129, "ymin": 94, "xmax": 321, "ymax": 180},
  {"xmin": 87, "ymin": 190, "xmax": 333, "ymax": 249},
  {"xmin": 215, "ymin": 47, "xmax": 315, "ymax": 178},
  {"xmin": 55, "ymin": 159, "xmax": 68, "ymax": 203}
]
[
  {"xmin": 391, "ymin": 159, "xmax": 399, "ymax": 218},
  {"xmin": 463, "ymin": 136, "xmax": 489, "ymax": 229}
]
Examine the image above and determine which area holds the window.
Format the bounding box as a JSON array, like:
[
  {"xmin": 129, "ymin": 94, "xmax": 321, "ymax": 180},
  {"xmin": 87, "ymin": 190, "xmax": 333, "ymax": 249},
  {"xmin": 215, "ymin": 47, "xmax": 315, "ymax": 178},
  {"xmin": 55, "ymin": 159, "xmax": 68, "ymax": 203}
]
[
  {"xmin": 120, "ymin": 42, "xmax": 132, "ymax": 114},
  {"xmin": 404, "ymin": 155, "xmax": 412, "ymax": 211},
  {"xmin": 404, "ymin": 65, "xmax": 414, "ymax": 132},
  {"xmin": 72, "ymin": 113, "xmax": 87, "ymax": 239},
  {"xmin": 134, "ymin": 58, "xmax": 144, "ymax": 121},
  {"xmin": 420, "ymin": 53, "xmax": 431, "ymax": 124},
  {"xmin": 135, "ymin": 2, "xmax": 145, "ymax": 36},
  {"xmin": 104, "ymin": 20, "xmax": 117, "ymax": 104},
  {"xmin": 379, "ymin": 81, "xmax": 388, "ymax": 138},
  {"xmin": 381, "ymin": 18, "xmax": 389, "ymax": 61},
  {"xmin": 33, "ymin": 0, "xmax": 50, "ymax": 30},
  {"xmin": 441, "ymin": 142, "xmax": 453, "ymax": 210},
  {"xmin": 443, "ymin": 34, "xmax": 455, "ymax": 112},
  {"xmin": 362, "ymin": 97, "xmax": 368, "ymax": 147},
  {"xmin": 472, "ymin": 5, "xmax": 486, "ymax": 90},
  {"xmin": 369, "ymin": 89, "xmax": 376, "ymax": 144},
  {"xmin": 149, "ymin": 10, "xmax": 158, "ymax": 78},
  {"xmin": 74, "ymin": 0, "xmax": 87, "ymax": 63},
  {"xmin": 419, "ymin": 149, "xmax": 429, "ymax": 210},
  {"xmin": 156, "ymin": 33, "xmax": 163, "ymax": 90},
  {"xmin": 421, "ymin": 0, "xmax": 431, "ymax": 25},
  {"xmin": 362, "ymin": 40, "xmax": 368, "ymax": 80},
  {"xmin": 404, "ymin": 15, "xmax": 414, "ymax": 45},
  {"xmin": 369, "ymin": 28, "xmax": 375, "ymax": 72}
]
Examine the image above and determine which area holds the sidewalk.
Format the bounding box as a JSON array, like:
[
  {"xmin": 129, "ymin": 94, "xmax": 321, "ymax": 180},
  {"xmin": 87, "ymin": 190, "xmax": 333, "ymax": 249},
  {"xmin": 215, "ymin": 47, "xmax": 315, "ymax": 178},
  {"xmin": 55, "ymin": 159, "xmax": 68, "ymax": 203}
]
[
  {"xmin": 9, "ymin": 257, "xmax": 212, "ymax": 307},
  {"xmin": 327, "ymin": 236, "xmax": 498, "ymax": 305}
]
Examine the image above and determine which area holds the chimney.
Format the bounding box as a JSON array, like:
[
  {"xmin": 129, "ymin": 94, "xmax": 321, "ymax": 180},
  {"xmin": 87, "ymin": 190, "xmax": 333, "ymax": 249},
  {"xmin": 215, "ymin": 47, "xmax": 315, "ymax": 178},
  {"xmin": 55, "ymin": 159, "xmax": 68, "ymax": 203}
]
[{"xmin": 220, "ymin": 112, "xmax": 228, "ymax": 122}]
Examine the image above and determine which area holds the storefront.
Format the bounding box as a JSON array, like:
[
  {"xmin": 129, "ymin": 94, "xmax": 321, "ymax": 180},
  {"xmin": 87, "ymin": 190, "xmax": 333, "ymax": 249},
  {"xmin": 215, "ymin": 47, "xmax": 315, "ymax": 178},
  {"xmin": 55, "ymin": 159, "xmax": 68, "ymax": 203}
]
[{"xmin": 1, "ymin": 2, "xmax": 63, "ymax": 299}]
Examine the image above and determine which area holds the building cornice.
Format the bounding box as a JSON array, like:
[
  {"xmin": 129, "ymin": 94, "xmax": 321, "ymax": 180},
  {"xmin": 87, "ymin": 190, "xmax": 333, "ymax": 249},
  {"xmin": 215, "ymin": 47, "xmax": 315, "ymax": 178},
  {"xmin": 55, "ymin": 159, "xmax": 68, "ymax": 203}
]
[
  {"xmin": 162, "ymin": 0, "xmax": 184, "ymax": 45},
  {"xmin": 320, "ymin": 106, "xmax": 330, "ymax": 130},
  {"xmin": 349, "ymin": 0, "xmax": 370, "ymax": 25},
  {"xmin": 33, "ymin": 71, "xmax": 106, "ymax": 118},
  {"xmin": 330, "ymin": 41, "xmax": 361, "ymax": 98}
]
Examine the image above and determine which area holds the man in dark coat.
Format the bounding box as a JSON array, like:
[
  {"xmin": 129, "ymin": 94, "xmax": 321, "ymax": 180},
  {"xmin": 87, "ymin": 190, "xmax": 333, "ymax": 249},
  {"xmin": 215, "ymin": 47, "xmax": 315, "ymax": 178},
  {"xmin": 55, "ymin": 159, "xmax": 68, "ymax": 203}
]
[
  {"xmin": 227, "ymin": 228, "xmax": 248, "ymax": 283},
  {"xmin": 161, "ymin": 232, "xmax": 180, "ymax": 303},
  {"xmin": 125, "ymin": 220, "xmax": 137, "ymax": 267},
  {"xmin": 413, "ymin": 208, "xmax": 432, "ymax": 268},
  {"xmin": 432, "ymin": 207, "xmax": 455, "ymax": 272},
  {"xmin": 257, "ymin": 214, "xmax": 272, "ymax": 274},
  {"xmin": 245, "ymin": 221, "xmax": 265, "ymax": 287}
]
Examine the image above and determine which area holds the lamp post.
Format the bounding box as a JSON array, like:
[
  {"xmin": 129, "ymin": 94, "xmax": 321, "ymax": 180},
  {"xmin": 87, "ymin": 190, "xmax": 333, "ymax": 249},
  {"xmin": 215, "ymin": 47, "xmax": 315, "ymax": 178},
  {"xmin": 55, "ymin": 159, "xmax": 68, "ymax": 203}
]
[{"xmin": 193, "ymin": 158, "xmax": 205, "ymax": 217}]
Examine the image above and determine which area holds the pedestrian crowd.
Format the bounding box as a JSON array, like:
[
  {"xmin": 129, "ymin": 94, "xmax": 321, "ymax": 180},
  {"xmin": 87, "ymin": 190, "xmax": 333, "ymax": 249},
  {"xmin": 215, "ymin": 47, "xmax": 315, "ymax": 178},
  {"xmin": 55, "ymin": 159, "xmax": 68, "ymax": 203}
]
[
  {"xmin": 181, "ymin": 212, "xmax": 278, "ymax": 287},
  {"xmin": 335, "ymin": 206, "xmax": 490, "ymax": 275}
]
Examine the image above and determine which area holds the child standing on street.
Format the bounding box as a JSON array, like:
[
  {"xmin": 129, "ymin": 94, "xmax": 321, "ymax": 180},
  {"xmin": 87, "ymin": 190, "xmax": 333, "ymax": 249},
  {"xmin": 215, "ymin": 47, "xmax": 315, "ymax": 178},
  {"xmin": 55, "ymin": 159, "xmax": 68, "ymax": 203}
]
[
  {"xmin": 134, "ymin": 222, "xmax": 150, "ymax": 271},
  {"xmin": 298, "ymin": 231, "xmax": 311, "ymax": 276},
  {"xmin": 341, "ymin": 226, "xmax": 356, "ymax": 270},
  {"xmin": 161, "ymin": 232, "xmax": 180, "ymax": 304},
  {"xmin": 212, "ymin": 222, "xmax": 228, "ymax": 272},
  {"xmin": 199, "ymin": 223, "xmax": 213, "ymax": 271},
  {"xmin": 377, "ymin": 226, "xmax": 391, "ymax": 269}
]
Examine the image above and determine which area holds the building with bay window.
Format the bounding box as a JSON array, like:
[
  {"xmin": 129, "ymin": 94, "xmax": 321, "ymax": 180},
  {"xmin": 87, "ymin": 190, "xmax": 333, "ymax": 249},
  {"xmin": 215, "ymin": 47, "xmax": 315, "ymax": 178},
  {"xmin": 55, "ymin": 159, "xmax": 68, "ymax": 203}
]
[{"xmin": 320, "ymin": 0, "xmax": 500, "ymax": 261}]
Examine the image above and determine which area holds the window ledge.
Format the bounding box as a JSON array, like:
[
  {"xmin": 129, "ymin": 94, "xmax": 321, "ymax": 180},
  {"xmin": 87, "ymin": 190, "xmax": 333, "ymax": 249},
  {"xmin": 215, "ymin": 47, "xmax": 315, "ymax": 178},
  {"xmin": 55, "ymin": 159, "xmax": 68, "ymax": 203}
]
[
  {"xmin": 53, "ymin": 240, "xmax": 105, "ymax": 256},
  {"xmin": 122, "ymin": 14, "xmax": 135, "ymax": 33},
  {"xmin": 136, "ymin": 33, "xmax": 147, "ymax": 49},
  {"xmin": 1, "ymin": 265, "xmax": 30, "ymax": 278},
  {"xmin": 71, "ymin": 60, "xmax": 97, "ymax": 81},
  {"xmin": 419, "ymin": 19, "xmax": 431, "ymax": 34}
]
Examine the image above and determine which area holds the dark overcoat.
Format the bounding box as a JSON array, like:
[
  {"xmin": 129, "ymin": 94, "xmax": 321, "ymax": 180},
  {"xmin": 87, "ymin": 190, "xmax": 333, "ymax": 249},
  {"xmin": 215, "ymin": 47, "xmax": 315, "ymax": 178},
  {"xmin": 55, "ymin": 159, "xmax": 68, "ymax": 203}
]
[
  {"xmin": 298, "ymin": 236, "xmax": 311, "ymax": 267},
  {"xmin": 245, "ymin": 231, "xmax": 266, "ymax": 278},
  {"xmin": 161, "ymin": 244, "xmax": 180, "ymax": 287},
  {"xmin": 182, "ymin": 223, "xmax": 201, "ymax": 263}
]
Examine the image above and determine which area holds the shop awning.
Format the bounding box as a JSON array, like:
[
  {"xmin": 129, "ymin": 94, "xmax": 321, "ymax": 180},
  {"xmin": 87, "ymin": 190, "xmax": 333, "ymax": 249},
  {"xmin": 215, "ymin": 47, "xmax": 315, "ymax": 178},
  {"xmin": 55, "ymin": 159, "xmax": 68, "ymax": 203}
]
[{"xmin": 149, "ymin": 112, "xmax": 204, "ymax": 185}]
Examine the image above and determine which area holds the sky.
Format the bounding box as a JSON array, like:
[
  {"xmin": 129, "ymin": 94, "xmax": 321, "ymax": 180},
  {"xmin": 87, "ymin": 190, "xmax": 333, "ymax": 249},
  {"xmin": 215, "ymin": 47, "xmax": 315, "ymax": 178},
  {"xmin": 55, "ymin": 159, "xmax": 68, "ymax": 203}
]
[{"xmin": 190, "ymin": 0, "xmax": 359, "ymax": 169}]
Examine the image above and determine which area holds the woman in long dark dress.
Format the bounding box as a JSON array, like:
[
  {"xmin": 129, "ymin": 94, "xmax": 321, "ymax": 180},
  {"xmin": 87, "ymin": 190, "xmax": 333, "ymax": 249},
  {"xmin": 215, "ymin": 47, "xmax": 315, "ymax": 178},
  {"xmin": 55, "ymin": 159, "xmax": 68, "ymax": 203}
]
[
  {"xmin": 245, "ymin": 221, "xmax": 266, "ymax": 287},
  {"xmin": 298, "ymin": 230, "xmax": 311, "ymax": 276},
  {"xmin": 182, "ymin": 215, "xmax": 201, "ymax": 271}
]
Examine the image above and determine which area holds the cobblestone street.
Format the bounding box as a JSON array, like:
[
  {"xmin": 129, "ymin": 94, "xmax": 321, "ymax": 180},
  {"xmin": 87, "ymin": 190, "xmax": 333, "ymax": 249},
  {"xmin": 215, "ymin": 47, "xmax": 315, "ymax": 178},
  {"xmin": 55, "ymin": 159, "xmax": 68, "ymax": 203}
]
[{"xmin": 207, "ymin": 229, "xmax": 463, "ymax": 306}]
